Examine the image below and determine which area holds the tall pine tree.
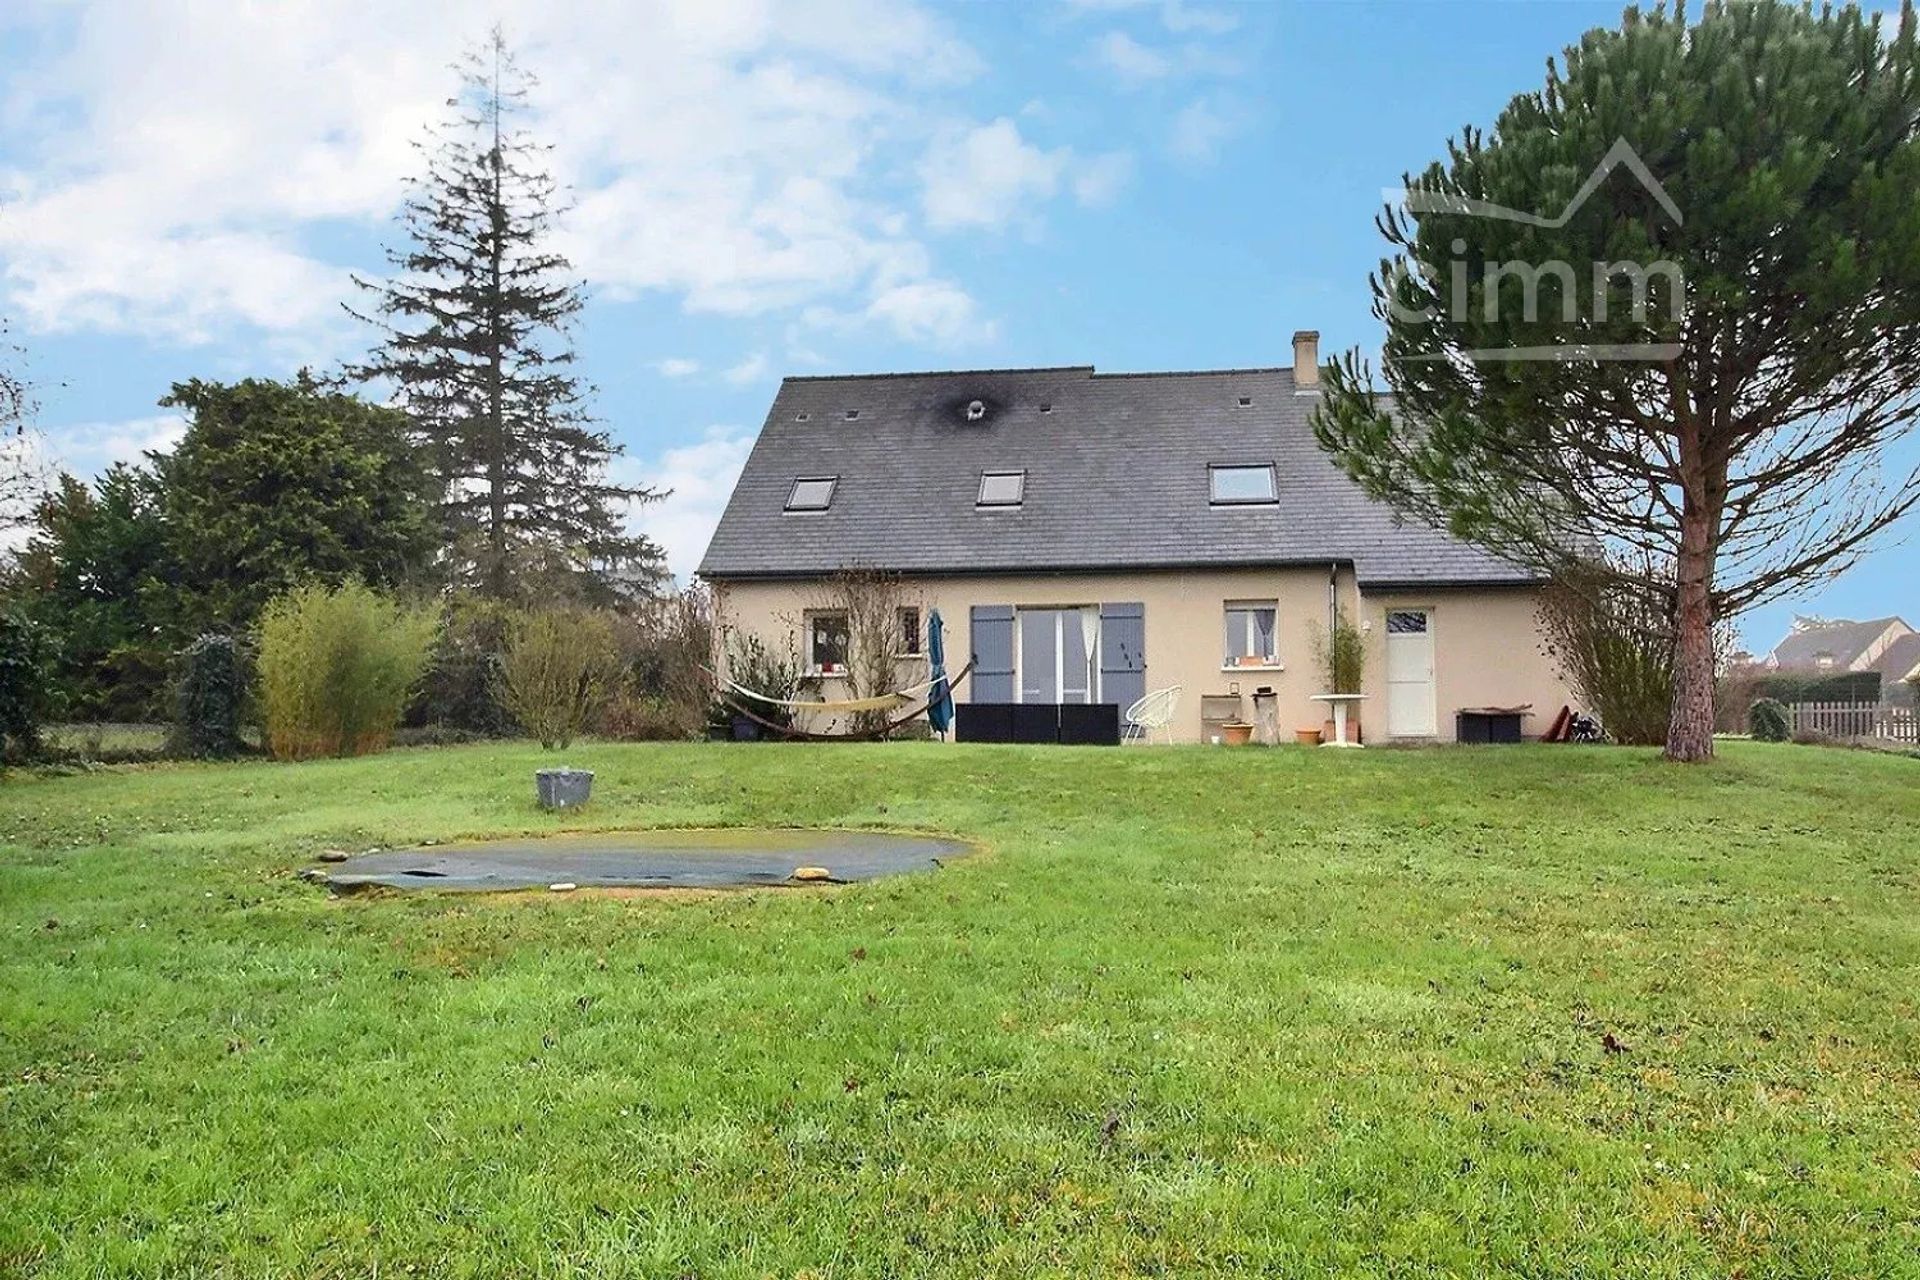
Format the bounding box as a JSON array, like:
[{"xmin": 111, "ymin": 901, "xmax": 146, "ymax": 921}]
[
  {"xmin": 1312, "ymin": 0, "xmax": 1920, "ymax": 763},
  {"xmin": 348, "ymin": 28, "xmax": 663, "ymax": 604}
]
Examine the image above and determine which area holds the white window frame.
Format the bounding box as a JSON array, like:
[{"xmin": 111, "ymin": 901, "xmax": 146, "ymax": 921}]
[
  {"xmin": 785, "ymin": 476, "xmax": 838, "ymax": 511},
  {"xmin": 1208, "ymin": 463, "xmax": 1277, "ymax": 505},
  {"xmin": 1014, "ymin": 605, "xmax": 1100, "ymax": 704},
  {"xmin": 804, "ymin": 610, "xmax": 849, "ymax": 676},
  {"xmin": 1223, "ymin": 599, "xmax": 1281, "ymax": 668},
  {"xmin": 896, "ymin": 606, "xmax": 922, "ymax": 657}
]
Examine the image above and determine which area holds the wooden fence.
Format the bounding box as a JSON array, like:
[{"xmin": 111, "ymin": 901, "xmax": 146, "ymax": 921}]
[{"xmin": 1788, "ymin": 700, "xmax": 1920, "ymax": 744}]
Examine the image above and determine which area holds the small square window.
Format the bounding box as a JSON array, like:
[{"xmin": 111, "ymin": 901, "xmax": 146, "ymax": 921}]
[
  {"xmin": 1224, "ymin": 601, "xmax": 1278, "ymax": 666},
  {"xmin": 805, "ymin": 611, "xmax": 849, "ymax": 674},
  {"xmin": 845, "ymin": 409, "xmax": 860, "ymax": 420},
  {"xmin": 1236, "ymin": 396, "xmax": 1252, "ymax": 407},
  {"xmin": 1209, "ymin": 464, "xmax": 1276, "ymax": 504},
  {"xmin": 977, "ymin": 471, "xmax": 1025, "ymax": 507},
  {"xmin": 898, "ymin": 606, "xmax": 922, "ymax": 656},
  {"xmin": 785, "ymin": 476, "xmax": 838, "ymax": 511},
  {"xmin": 795, "ymin": 411, "xmax": 810, "ymax": 421},
  {"xmin": 1039, "ymin": 402, "xmax": 1053, "ymax": 413}
]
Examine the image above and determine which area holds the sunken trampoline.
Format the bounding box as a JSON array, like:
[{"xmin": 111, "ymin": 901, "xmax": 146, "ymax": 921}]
[{"xmin": 320, "ymin": 829, "xmax": 971, "ymax": 892}]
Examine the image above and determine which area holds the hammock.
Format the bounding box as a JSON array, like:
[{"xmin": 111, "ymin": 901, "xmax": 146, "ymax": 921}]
[
  {"xmin": 702, "ymin": 661, "xmax": 974, "ymax": 742},
  {"xmin": 720, "ymin": 670, "xmax": 943, "ymax": 714}
]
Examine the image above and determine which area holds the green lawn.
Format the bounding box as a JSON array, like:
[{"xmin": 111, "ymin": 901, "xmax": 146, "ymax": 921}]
[{"xmin": 3, "ymin": 742, "xmax": 1917, "ymax": 1278}]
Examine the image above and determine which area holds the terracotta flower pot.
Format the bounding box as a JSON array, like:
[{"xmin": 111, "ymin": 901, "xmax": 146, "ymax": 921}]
[
  {"xmin": 1322, "ymin": 718, "xmax": 1364, "ymax": 745},
  {"xmin": 1295, "ymin": 727, "xmax": 1322, "ymax": 746},
  {"xmin": 1222, "ymin": 722, "xmax": 1254, "ymax": 746}
]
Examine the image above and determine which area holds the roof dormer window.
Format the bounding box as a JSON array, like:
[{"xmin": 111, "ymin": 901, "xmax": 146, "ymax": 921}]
[
  {"xmin": 785, "ymin": 476, "xmax": 838, "ymax": 511},
  {"xmin": 1209, "ymin": 463, "xmax": 1277, "ymax": 505},
  {"xmin": 977, "ymin": 470, "xmax": 1025, "ymax": 507}
]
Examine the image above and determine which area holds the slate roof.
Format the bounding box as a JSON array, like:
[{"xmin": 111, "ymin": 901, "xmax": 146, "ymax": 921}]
[
  {"xmin": 1870, "ymin": 632, "xmax": 1920, "ymax": 682},
  {"xmin": 1769, "ymin": 617, "xmax": 1907, "ymax": 670},
  {"xmin": 697, "ymin": 365, "xmax": 1540, "ymax": 588}
]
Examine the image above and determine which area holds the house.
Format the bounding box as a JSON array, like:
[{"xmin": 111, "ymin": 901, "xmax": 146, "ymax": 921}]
[
  {"xmin": 1767, "ymin": 616, "xmax": 1917, "ymax": 679},
  {"xmin": 697, "ymin": 332, "xmax": 1576, "ymax": 743}
]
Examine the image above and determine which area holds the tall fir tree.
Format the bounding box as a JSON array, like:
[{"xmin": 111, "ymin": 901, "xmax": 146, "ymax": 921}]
[
  {"xmin": 348, "ymin": 28, "xmax": 663, "ymax": 604},
  {"xmin": 0, "ymin": 310, "xmax": 48, "ymax": 538}
]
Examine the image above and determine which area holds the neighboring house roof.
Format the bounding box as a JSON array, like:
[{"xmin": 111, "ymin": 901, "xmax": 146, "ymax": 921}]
[
  {"xmin": 1768, "ymin": 617, "xmax": 1907, "ymax": 670},
  {"xmin": 697, "ymin": 365, "xmax": 1539, "ymax": 588},
  {"xmin": 1872, "ymin": 632, "xmax": 1920, "ymax": 684}
]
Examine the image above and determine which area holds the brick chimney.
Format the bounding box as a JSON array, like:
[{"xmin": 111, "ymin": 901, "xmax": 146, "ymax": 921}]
[{"xmin": 1292, "ymin": 329, "xmax": 1320, "ymax": 389}]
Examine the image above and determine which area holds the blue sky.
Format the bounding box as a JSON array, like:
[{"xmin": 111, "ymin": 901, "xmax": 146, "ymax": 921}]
[{"xmin": 1, "ymin": 0, "xmax": 1911, "ymax": 652}]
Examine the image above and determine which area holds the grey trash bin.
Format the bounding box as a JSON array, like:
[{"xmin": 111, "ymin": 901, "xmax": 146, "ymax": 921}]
[{"xmin": 536, "ymin": 768, "xmax": 594, "ymax": 810}]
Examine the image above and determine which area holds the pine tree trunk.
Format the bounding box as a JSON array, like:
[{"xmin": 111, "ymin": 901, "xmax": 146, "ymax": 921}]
[
  {"xmin": 1665, "ymin": 415, "xmax": 1720, "ymax": 763},
  {"xmin": 1667, "ymin": 557, "xmax": 1716, "ymax": 761},
  {"xmin": 485, "ymin": 129, "xmax": 509, "ymax": 600}
]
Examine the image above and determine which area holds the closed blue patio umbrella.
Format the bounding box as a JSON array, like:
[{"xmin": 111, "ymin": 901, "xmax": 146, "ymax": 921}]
[{"xmin": 925, "ymin": 608, "xmax": 955, "ymax": 738}]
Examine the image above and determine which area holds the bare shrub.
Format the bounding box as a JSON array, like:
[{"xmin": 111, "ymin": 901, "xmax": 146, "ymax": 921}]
[
  {"xmin": 1537, "ymin": 572, "xmax": 1674, "ymax": 746},
  {"xmin": 497, "ymin": 606, "xmax": 619, "ymax": 749},
  {"xmin": 603, "ymin": 584, "xmax": 713, "ymax": 740},
  {"xmin": 714, "ymin": 630, "xmax": 802, "ymax": 738},
  {"xmin": 809, "ymin": 567, "xmax": 923, "ymax": 734}
]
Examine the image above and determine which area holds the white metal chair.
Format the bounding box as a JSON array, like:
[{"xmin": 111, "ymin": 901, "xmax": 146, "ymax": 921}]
[{"xmin": 1125, "ymin": 685, "xmax": 1183, "ymax": 745}]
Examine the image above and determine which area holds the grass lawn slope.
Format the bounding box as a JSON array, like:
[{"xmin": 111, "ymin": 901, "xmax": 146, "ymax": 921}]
[{"xmin": 3, "ymin": 742, "xmax": 1918, "ymax": 1277}]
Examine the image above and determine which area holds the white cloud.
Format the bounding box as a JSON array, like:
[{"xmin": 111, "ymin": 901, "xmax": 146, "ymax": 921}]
[
  {"xmin": 722, "ymin": 353, "xmax": 771, "ymax": 385},
  {"xmin": 1158, "ymin": 1, "xmax": 1240, "ymax": 36},
  {"xmin": 1064, "ymin": 0, "xmax": 1239, "ymax": 36},
  {"xmin": 0, "ymin": 0, "xmax": 996, "ymax": 350},
  {"xmin": 1093, "ymin": 31, "xmax": 1171, "ymax": 82},
  {"xmin": 1073, "ymin": 151, "xmax": 1135, "ymax": 207},
  {"xmin": 624, "ymin": 425, "xmax": 756, "ymax": 582},
  {"xmin": 863, "ymin": 279, "xmax": 996, "ymax": 347},
  {"xmin": 1169, "ymin": 98, "xmax": 1238, "ymax": 164},
  {"xmin": 654, "ymin": 357, "xmax": 702, "ymax": 378},
  {"xmin": 41, "ymin": 413, "xmax": 188, "ymax": 475},
  {"xmin": 921, "ymin": 119, "xmax": 1065, "ymax": 231},
  {"xmin": 920, "ymin": 118, "xmax": 1132, "ymax": 231}
]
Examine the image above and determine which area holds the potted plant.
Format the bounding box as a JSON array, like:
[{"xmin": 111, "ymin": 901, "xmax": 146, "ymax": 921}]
[
  {"xmin": 1221, "ymin": 720, "xmax": 1255, "ymax": 746},
  {"xmin": 1311, "ymin": 605, "xmax": 1367, "ymax": 744}
]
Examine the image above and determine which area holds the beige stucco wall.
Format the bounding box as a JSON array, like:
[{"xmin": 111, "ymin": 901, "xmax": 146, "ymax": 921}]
[
  {"xmin": 1359, "ymin": 588, "xmax": 1576, "ymax": 741},
  {"xmin": 709, "ymin": 568, "xmax": 1576, "ymax": 743}
]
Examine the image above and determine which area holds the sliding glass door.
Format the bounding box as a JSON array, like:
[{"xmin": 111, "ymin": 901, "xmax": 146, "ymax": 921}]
[{"xmin": 1017, "ymin": 607, "xmax": 1097, "ymax": 704}]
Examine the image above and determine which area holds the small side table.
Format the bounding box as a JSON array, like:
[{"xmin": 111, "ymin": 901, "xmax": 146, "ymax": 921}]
[{"xmin": 1309, "ymin": 693, "xmax": 1368, "ymax": 748}]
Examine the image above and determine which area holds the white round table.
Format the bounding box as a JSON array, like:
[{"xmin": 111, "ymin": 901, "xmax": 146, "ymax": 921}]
[{"xmin": 1309, "ymin": 693, "xmax": 1368, "ymax": 748}]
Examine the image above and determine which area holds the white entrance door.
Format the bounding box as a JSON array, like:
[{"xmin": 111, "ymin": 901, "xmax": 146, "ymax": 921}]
[{"xmin": 1385, "ymin": 609, "xmax": 1436, "ymax": 737}]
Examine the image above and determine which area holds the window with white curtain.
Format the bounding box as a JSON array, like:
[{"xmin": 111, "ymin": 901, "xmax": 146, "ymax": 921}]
[{"xmin": 1224, "ymin": 601, "xmax": 1279, "ymax": 666}]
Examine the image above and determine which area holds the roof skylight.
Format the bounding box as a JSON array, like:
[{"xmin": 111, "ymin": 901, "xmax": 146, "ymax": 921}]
[
  {"xmin": 977, "ymin": 471, "xmax": 1025, "ymax": 507},
  {"xmin": 1209, "ymin": 463, "xmax": 1277, "ymax": 505},
  {"xmin": 785, "ymin": 476, "xmax": 838, "ymax": 511}
]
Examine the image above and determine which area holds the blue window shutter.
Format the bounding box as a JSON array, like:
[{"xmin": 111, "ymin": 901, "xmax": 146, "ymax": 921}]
[
  {"xmin": 970, "ymin": 605, "xmax": 1015, "ymax": 702},
  {"xmin": 1100, "ymin": 602, "xmax": 1147, "ymax": 735}
]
